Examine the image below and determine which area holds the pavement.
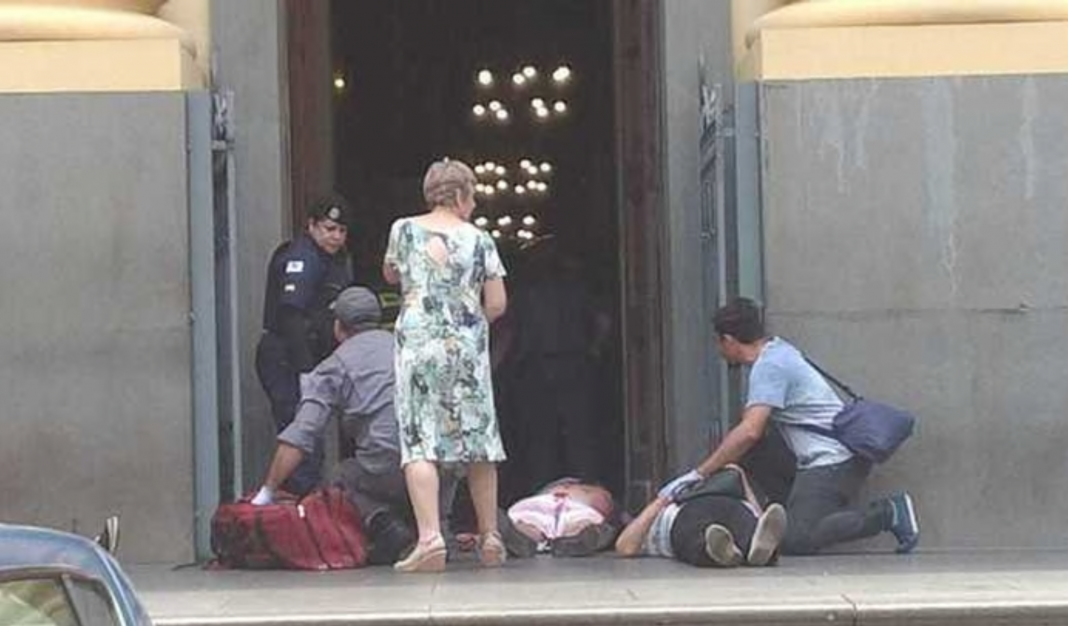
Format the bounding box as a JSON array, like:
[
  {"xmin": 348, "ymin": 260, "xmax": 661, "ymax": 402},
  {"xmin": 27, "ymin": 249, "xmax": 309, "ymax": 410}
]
[{"xmin": 130, "ymin": 550, "xmax": 1068, "ymax": 626}]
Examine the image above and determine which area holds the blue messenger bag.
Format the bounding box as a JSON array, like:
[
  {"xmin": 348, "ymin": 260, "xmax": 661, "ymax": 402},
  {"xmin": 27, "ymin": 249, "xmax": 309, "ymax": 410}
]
[{"xmin": 796, "ymin": 357, "xmax": 916, "ymax": 464}]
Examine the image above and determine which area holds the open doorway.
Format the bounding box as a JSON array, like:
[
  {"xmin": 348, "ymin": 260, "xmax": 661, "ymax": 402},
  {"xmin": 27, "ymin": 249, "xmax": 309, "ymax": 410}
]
[
  {"xmin": 283, "ymin": 0, "xmax": 669, "ymax": 511},
  {"xmin": 330, "ymin": 0, "xmax": 624, "ymax": 505}
]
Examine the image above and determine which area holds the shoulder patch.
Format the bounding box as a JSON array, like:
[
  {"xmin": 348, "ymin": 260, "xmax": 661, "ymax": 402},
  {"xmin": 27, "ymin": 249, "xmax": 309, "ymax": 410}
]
[{"xmin": 285, "ymin": 260, "xmax": 305, "ymax": 274}]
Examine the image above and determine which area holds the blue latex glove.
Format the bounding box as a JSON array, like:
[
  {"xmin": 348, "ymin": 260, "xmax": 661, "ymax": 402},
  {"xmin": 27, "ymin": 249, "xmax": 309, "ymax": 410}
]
[{"xmin": 657, "ymin": 469, "xmax": 703, "ymax": 500}]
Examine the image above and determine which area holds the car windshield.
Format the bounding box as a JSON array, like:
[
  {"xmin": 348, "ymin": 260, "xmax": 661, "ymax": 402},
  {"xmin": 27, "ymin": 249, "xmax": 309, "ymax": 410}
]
[{"xmin": 0, "ymin": 574, "xmax": 118, "ymax": 626}]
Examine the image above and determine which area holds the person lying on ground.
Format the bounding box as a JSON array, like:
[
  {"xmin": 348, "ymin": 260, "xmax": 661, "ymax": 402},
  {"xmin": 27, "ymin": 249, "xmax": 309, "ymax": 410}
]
[
  {"xmin": 616, "ymin": 464, "xmax": 787, "ymax": 567},
  {"xmin": 497, "ymin": 478, "xmax": 620, "ymax": 558}
]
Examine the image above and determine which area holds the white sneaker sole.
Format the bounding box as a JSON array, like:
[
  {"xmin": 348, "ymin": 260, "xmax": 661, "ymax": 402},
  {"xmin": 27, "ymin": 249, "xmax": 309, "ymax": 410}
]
[
  {"xmin": 704, "ymin": 524, "xmax": 743, "ymax": 567},
  {"xmin": 748, "ymin": 503, "xmax": 786, "ymax": 566}
]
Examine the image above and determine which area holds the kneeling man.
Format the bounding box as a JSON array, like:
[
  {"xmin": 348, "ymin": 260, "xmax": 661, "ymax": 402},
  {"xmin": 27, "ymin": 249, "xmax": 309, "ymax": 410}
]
[{"xmin": 250, "ymin": 286, "xmax": 413, "ymax": 563}]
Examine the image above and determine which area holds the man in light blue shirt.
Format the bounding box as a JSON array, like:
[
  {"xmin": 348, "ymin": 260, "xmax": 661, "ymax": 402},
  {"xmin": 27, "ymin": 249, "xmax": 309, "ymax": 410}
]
[{"xmin": 659, "ymin": 298, "xmax": 919, "ymax": 555}]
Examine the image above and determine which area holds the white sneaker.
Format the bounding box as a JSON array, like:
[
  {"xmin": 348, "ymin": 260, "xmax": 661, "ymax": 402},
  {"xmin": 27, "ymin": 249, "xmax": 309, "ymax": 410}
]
[
  {"xmin": 748, "ymin": 503, "xmax": 786, "ymax": 566},
  {"xmin": 703, "ymin": 524, "xmax": 744, "ymax": 567},
  {"xmin": 94, "ymin": 515, "xmax": 121, "ymax": 555}
]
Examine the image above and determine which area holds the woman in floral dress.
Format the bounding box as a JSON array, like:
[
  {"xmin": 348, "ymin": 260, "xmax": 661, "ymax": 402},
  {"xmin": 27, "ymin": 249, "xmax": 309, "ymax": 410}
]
[{"xmin": 382, "ymin": 159, "xmax": 508, "ymax": 572}]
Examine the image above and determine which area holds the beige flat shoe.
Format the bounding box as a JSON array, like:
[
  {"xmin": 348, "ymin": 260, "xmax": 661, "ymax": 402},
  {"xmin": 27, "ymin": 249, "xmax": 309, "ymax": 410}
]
[
  {"xmin": 479, "ymin": 531, "xmax": 507, "ymax": 568},
  {"xmin": 394, "ymin": 536, "xmax": 447, "ymax": 573}
]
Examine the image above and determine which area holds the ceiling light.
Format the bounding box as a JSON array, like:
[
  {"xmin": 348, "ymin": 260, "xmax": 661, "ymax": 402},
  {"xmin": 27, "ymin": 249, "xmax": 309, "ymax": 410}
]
[
  {"xmin": 473, "ymin": 104, "xmax": 486, "ymax": 117},
  {"xmin": 495, "ymin": 166, "xmax": 506, "ymax": 176},
  {"xmin": 519, "ymin": 159, "xmax": 532, "ymax": 170},
  {"xmin": 491, "ymin": 229, "xmax": 502, "ymax": 239},
  {"xmin": 475, "ymin": 165, "xmax": 486, "ymax": 175},
  {"xmin": 531, "ymin": 98, "xmax": 545, "ymax": 109},
  {"xmin": 554, "ymin": 100, "xmax": 568, "ymax": 114},
  {"xmin": 522, "ymin": 215, "xmax": 536, "ymax": 226},
  {"xmin": 535, "ymin": 107, "xmax": 550, "ymax": 119},
  {"xmin": 496, "ymin": 180, "xmax": 508, "ymax": 191},
  {"xmin": 495, "ymin": 109, "xmax": 509, "ymax": 121},
  {"xmin": 477, "ymin": 70, "xmax": 494, "ymax": 86},
  {"xmin": 515, "ymin": 186, "xmax": 526, "ymax": 195},
  {"xmin": 552, "ymin": 65, "xmax": 572, "ymax": 83},
  {"xmin": 526, "ymin": 180, "xmax": 537, "ymax": 190},
  {"xmin": 485, "ymin": 161, "xmax": 496, "ymax": 170},
  {"xmin": 474, "ymin": 216, "xmax": 489, "ymax": 227},
  {"xmin": 539, "ymin": 162, "xmax": 552, "ymax": 173},
  {"xmin": 522, "ymin": 66, "xmax": 537, "ymax": 79},
  {"xmin": 333, "ymin": 76, "xmax": 346, "ymax": 91},
  {"xmin": 497, "ymin": 216, "xmax": 513, "ymax": 227},
  {"xmin": 512, "ymin": 73, "xmax": 526, "ymax": 86},
  {"xmin": 488, "ymin": 100, "xmax": 502, "ymax": 112}
]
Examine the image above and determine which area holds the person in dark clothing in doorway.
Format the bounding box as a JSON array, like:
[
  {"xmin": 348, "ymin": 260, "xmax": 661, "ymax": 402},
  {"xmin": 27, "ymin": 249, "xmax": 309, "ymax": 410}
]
[
  {"xmin": 506, "ymin": 239, "xmax": 612, "ymax": 495},
  {"xmin": 255, "ymin": 195, "xmax": 354, "ymax": 495}
]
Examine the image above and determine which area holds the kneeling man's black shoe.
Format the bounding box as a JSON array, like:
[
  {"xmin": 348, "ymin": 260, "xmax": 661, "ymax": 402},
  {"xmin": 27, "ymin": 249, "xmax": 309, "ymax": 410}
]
[{"xmin": 367, "ymin": 512, "xmax": 416, "ymax": 565}]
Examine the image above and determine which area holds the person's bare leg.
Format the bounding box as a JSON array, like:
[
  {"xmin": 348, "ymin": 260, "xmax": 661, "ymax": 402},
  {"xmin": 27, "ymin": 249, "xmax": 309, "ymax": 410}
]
[
  {"xmin": 394, "ymin": 460, "xmax": 446, "ymax": 572},
  {"xmin": 467, "ymin": 462, "xmax": 505, "ymax": 566}
]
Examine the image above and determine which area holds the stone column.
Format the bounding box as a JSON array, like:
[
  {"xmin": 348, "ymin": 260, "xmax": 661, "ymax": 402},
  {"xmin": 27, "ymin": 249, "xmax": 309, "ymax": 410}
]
[{"xmin": 0, "ymin": 0, "xmax": 203, "ymax": 91}]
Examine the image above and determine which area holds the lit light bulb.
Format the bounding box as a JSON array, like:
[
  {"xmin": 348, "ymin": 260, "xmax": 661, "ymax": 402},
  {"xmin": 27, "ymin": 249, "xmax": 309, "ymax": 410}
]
[
  {"xmin": 531, "ymin": 98, "xmax": 545, "ymax": 109},
  {"xmin": 491, "ymin": 229, "xmax": 502, "ymax": 239},
  {"xmin": 554, "ymin": 100, "xmax": 568, "ymax": 114},
  {"xmin": 538, "ymin": 182, "xmax": 549, "ymax": 192},
  {"xmin": 495, "ymin": 166, "xmax": 506, "ymax": 176},
  {"xmin": 535, "ymin": 107, "xmax": 550, "ymax": 119},
  {"xmin": 478, "ymin": 70, "xmax": 493, "ymax": 86},
  {"xmin": 485, "ymin": 161, "xmax": 496, "ymax": 170},
  {"xmin": 515, "ymin": 186, "xmax": 526, "ymax": 195},
  {"xmin": 474, "ymin": 216, "xmax": 489, "ymax": 227},
  {"xmin": 333, "ymin": 76, "xmax": 346, "ymax": 90},
  {"xmin": 519, "ymin": 159, "xmax": 532, "ymax": 170},
  {"xmin": 552, "ymin": 65, "xmax": 572, "ymax": 83},
  {"xmin": 485, "ymin": 186, "xmax": 496, "ymax": 196},
  {"xmin": 495, "ymin": 109, "xmax": 509, "ymax": 121},
  {"xmin": 526, "ymin": 180, "xmax": 537, "ymax": 190},
  {"xmin": 512, "ymin": 73, "xmax": 526, "ymax": 86},
  {"xmin": 518, "ymin": 229, "xmax": 534, "ymax": 240},
  {"xmin": 540, "ymin": 162, "xmax": 552, "ymax": 173},
  {"xmin": 488, "ymin": 100, "xmax": 502, "ymax": 112},
  {"xmin": 522, "ymin": 215, "xmax": 536, "ymax": 226},
  {"xmin": 496, "ymin": 180, "xmax": 508, "ymax": 191},
  {"xmin": 497, "ymin": 216, "xmax": 513, "ymax": 227},
  {"xmin": 522, "ymin": 66, "xmax": 537, "ymax": 79},
  {"xmin": 473, "ymin": 104, "xmax": 486, "ymax": 117}
]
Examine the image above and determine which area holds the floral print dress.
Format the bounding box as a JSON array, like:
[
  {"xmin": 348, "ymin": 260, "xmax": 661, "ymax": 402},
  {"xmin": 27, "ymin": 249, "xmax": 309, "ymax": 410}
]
[{"xmin": 384, "ymin": 217, "xmax": 508, "ymax": 465}]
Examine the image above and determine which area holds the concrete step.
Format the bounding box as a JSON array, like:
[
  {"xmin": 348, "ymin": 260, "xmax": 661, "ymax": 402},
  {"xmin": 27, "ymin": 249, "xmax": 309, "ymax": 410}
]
[{"xmin": 130, "ymin": 552, "xmax": 1068, "ymax": 626}]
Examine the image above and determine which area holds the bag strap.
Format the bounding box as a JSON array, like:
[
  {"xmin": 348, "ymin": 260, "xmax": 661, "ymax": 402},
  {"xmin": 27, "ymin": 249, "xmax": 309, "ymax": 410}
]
[{"xmin": 802, "ymin": 355, "xmax": 861, "ymax": 401}]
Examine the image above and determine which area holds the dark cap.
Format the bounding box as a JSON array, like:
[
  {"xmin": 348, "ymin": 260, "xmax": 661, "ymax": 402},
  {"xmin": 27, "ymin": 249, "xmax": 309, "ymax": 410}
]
[
  {"xmin": 309, "ymin": 194, "xmax": 352, "ymax": 225},
  {"xmin": 332, "ymin": 286, "xmax": 381, "ymax": 331}
]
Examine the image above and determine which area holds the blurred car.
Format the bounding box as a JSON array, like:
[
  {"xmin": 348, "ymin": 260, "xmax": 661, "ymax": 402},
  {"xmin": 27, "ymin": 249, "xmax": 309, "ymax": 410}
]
[{"xmin": 0, "ymin": 521, "xmax": 151, "ymax": 626}]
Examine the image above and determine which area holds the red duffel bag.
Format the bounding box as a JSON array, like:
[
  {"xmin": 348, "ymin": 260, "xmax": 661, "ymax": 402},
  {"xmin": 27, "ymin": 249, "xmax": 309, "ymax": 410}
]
[{"xmin": 210, "ymin": 486, "xmax": 367, "ymax": 570}]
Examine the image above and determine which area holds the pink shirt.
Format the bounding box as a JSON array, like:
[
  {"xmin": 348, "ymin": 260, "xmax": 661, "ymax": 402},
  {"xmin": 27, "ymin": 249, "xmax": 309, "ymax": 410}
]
[{"xmin": 508, "ymin": 493, "xmax": 606, "ymax": 540}]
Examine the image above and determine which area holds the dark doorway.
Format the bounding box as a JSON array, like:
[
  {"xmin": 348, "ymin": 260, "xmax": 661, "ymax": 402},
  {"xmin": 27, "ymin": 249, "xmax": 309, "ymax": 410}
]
[{"xmin": 329, "ymin": 0, "xmax": 626, "ymax": 503}]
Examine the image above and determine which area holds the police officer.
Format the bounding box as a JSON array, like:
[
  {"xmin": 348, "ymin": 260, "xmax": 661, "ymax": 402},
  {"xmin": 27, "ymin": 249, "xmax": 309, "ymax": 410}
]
[{"xmin": 255, "ymin": 195, "xmax": 354, "ymax": 495}]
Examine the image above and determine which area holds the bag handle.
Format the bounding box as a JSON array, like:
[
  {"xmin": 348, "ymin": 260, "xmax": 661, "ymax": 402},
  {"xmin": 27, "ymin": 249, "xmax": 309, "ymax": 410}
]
[{"xmin": 802, "ymin": 355, "xmax": 861, "ymax": 402}]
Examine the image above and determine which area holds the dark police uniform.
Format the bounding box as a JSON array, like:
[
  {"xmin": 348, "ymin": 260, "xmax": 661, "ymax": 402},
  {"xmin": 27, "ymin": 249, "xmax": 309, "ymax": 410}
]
[{"xmin": 255, "ymin": 223, "xmax": 353, "ymax": 495}]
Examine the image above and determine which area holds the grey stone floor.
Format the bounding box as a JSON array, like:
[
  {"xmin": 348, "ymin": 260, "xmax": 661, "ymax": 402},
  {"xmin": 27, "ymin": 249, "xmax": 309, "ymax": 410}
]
[{"xmin": 130, "ymin": 551, "xmax": 1068, "ymax": 626}]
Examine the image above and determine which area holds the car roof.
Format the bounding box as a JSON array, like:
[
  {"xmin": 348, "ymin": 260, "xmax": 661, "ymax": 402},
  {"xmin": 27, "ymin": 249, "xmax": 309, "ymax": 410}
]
[{"xmin": 0, "ymin": 523, "xmax": 111, "ymax": 577}]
